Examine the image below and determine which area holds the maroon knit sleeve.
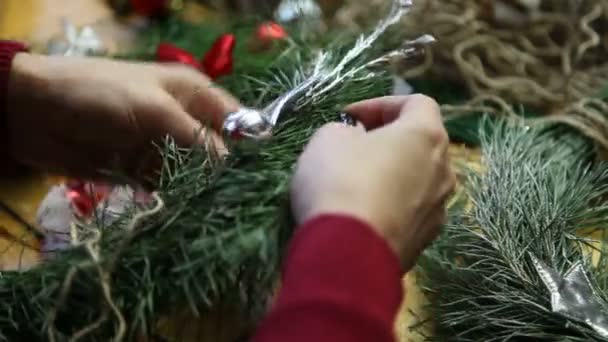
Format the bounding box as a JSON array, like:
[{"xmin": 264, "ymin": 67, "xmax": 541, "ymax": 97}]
[
  {"xmin": 0, "ymin": 41, "xmax": 29, "ymax": 174},
  {"xmin": 253, "ymin": 215, "xmax": 404, "ymax": 342}
]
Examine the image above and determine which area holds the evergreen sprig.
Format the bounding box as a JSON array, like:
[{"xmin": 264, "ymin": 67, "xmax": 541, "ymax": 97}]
[{"xmin": 419, "ymin": 121, "xmax": 608, "ymax": 341}]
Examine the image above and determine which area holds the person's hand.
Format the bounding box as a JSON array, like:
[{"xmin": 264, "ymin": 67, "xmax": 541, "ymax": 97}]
[
  {"xmin": 291, "ymin": 95, "xmax": 455, "ymax": 270},
  {"xmin": 7, "ymin": 53, "xmax": 239, "ymax": 178}
]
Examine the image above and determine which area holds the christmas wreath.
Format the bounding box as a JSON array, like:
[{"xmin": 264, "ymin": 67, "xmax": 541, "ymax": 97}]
[
  {"xmin": 3, "ymin": 0, "xmax": 608, "ymax": 341},
  {"xmin": 0, "ymin": 1, "xmax": 413, "ymax": 340}
]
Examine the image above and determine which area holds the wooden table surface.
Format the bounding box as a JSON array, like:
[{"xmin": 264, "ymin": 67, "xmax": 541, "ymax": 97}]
[{"xmin": 0, "ymin": 1, "xmax": 480, "ymax": 340}]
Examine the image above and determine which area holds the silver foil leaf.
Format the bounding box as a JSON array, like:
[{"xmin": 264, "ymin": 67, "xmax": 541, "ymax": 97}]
[
  {"xmin": 47, "ymin": 19, "xmax": 106, "ymax": 57},
  {"xmin": 531, "ymin": 254, "xmax": 608, "ymax": 338}
]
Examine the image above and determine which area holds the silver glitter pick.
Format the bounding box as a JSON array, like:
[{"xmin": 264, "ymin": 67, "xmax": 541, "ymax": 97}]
[
  {"xmin": 530, "ymin": 254, "xmax": 608, "ymax": 337},
  {"xmin": 47, "ymin": 18, "xmax": 106, "ymax": 57},
  {"xmin": 223, "ymin": 0, "xmax": 431, "ymax": 140}
]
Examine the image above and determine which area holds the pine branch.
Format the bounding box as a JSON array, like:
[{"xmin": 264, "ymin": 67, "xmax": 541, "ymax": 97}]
[{"xmin": 418, "ymin": 120, "xmax": 608, "ymax": 341}]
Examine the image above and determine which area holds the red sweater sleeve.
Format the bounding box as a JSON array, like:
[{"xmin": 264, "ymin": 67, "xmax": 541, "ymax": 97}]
[{"xmin": 253, "ymin": 215, "xmax": 404, "ymax": 342}]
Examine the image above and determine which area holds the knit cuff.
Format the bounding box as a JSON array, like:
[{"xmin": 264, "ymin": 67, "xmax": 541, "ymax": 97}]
[{"xmin": 0, "ymin": 41, "xmax": 29, "ymax": 176}]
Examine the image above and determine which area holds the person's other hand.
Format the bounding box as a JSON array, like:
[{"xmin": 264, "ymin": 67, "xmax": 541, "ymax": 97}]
[
  {"xmin": 291, "ymin": 95, "xmax": 455, "ymax": 270},
  {"xmin": 7, "ymin": 53, "xmax": 239, "ymax": 178}
]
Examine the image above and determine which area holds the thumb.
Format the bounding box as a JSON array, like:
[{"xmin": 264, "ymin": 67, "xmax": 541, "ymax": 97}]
[
  {"xmin": 377, "ymin": 94, "xmax": 446, "ymax": 147},
  {"xmin": 344, "ymin": 94, "xmax": 442, "ymax": 135},
  {"xmin": 305, "ymin": 122, "xmax": 364, "ymax": 151},
  {"xmin": 314, "ymin": 122, "xmax": 365, "ymax": 139},
  {"xmin": 394, "ymin": 94, "xmax": 443, "ymax": 131},
  {"xmin": 162, "ymin": 66, "xmax": 240, "ymax": 132},
  {"xmin": 190, "ymin": 82, "xmax": 240, "ymax": 132}
]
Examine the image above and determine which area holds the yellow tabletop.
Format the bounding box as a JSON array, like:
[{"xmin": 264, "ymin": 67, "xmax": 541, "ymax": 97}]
[{"xmin": 0, "ymin": 1, "xmax": 480, "ymax": 340}]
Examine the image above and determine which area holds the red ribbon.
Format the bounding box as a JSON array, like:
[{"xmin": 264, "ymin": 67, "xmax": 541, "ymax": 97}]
[
  {"xmin": 156, "ymin": 34, "xmax": 236, "ymax": 80},
  {"xmin": 257, "ymin": 22, "xmax": 288, "ymax": 42},
  {"xmin": 156, "ymin": 42, "xmax": 201, "ymax": 69},
  {"xmin": 66, "ymin": 180, "xmax": 110, "ymax": 218},
  {"xmin": 249, "ymin": 22, "xmax": 288, "ymax": 52},
  {"xmin": 202, "ymin": 34, "xmax": 236, "ymax": 80}
]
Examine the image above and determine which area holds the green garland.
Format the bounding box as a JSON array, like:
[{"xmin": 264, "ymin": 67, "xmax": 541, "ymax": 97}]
[{"xmin": 0, "ymin": 18, "xmax": 392, "ymax": 341}]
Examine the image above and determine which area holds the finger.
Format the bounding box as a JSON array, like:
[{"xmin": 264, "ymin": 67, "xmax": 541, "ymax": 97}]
[
  {"xmin": 420, "ymin": 206, "xmax": 447, "ymax": 246},
  {"xmin": 310, "ymin": 122, "xmax": 364, "ymax": 143},
  {"xmin": 27, "ymin": 142, "xmax": 123, "ymax": 180},
  {"xmin": 345, "ymin": 94, "xmax": 443, "ymax": 139},
  {"xmin": 382, "ymin": 94, "xmax": 447, "ymax": 148},
  {"xmin": 142, "ymin": 91, "xmax": 208, "ymax": 145},
  {"xmin": 188, "ymin": 82, "xmax": 240, "ymax": 132},
  {"xmin": 161, "ymin": 105, "xmax": 228, "ymax": 155},
  {"xmin": 435, "ymin": 205, "xmax": 449, "ymax": 231},
  {"xmin": 140, "ymin": 92, "xmax": 229, "ymax": 158},
  {"xmin": 444, "ymin": 167, "xmax": 457, "ymax": 200},
  {"xmin": 344, "ymin": 95, "xmax": 409, "ymax": 129},
  {"xmin": 396, "ymin": 94, "xmax": 443, "ymax": 133},
  {"xmin": 162, "ymin": 65, "xmax": 240, "ymax": 131}
]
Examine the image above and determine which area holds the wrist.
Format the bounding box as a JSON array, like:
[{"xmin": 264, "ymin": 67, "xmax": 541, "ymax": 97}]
[
  {"xmin": 0, "ymin": 42, "xmax": 30, "ymax": 174},
  {"xmin": 302, "ymin": 203, "xmax": 409, "ymax": 264},
  {"xmin": 7, "ymin": 53, "xmax": 50, "ymax": 112},
  {"xmin": 6, "ymin": 53, "xmax": 52, "ymax": 160}
]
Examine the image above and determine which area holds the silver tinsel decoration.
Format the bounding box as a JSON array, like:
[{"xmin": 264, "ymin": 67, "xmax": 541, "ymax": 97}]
[
  {"xmin": 38, "ymin": 183, "xmax": 150, "ymax": 259},
  {"xmin": 47, "ymin": 19, "xmax": 106, "ymax": 57},
  {"xmin": 274, "ymin": 0, "xmax": 322, "ymax": 23},
  {"xmin": 223, "ymin": 0, "xmax": 434, "ymax": 139},
  {"xmin": 531, "ymin": 254, "xmax": 608, "ymax": 337}
]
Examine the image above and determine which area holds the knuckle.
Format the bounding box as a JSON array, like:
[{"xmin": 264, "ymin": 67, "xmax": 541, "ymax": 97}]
[
  {"xmin": 426, "ymin": 125, "xmax": 449, "ymax": 146},
  {"xmin": 406, "ymin": 94, "xmax": 446, "ymax": 144},
  {"xmin": 164, "ymin": 64, "xmax": 204, "ymax": 80},
  {"xmin": 437, "ymin": 212, "xmax": 447, "ymax": 226},
  {"xmin": 449, "ymin": 169, "xmax": 457, "ymax": 187},
  {"xmin": 444, "ymin": 169, "xmax": 457, "ymax": 196},
  {"xmin": 408, "ymin": 94, "xmax": 441, "ymax": 119},
  {"xmin": 165, "ymin": 62, "xmax": 191, "ymax": 72}
]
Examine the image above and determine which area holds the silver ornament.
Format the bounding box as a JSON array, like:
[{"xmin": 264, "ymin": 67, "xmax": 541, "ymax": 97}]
[
  {"xmin": 274, "ymin": 0, "xmax": 322, "ymax": 23},
  {"xmin": 223, "ymin": 108, "xmax": 273, "ymax": 139},
  {"xmin": 531, "ymin": 254, "xmax": 608, "ymax": 338},
  {"xmin": 223, "ymin": 72, "xmax": 321, "ymax": 139},
  {"xmin": 47, "ymin": 18, "xmax": 106, "ymax": 57},
  {"xmin": 224, "ymin": 0, "xmax": 432, "ymax": 140}
]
